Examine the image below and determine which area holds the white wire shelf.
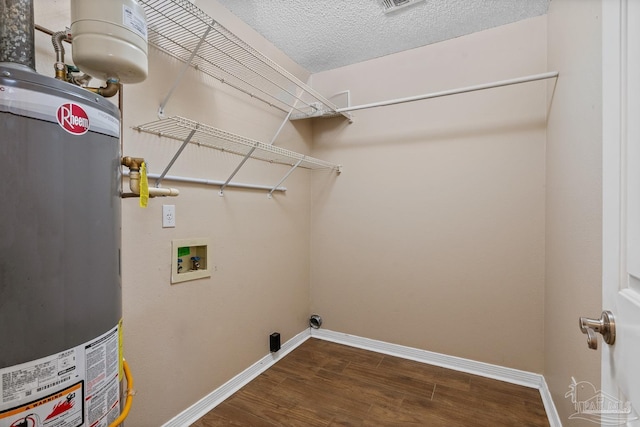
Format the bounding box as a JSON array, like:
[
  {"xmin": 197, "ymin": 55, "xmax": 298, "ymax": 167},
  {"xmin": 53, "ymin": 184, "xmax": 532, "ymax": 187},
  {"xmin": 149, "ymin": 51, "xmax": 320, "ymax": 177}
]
[
  {"xmin": 134, "ymin": 116, "xmax": 341, "ymax": 172},
  {"xmin": 139, "ymin": 0, "xmax": 350, "ymax": 121}
]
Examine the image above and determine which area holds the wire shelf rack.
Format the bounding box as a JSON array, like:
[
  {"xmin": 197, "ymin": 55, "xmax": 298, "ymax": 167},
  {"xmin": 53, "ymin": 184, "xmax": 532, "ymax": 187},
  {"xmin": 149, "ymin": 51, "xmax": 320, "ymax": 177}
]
[
  {"xmin": 139, "ymin": 0, "xmax": 349, "ymax": 120},
  {"xmin": 134, "ymin": 116, "xmax": 341, "ymax": 171}
]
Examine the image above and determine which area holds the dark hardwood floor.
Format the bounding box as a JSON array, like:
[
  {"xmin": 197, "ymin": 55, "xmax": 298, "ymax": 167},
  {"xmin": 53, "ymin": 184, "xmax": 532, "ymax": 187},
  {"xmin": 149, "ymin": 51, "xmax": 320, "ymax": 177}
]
[{"xmin": 192, "ymin": 338, "xmax": 549, "ymax": 426}]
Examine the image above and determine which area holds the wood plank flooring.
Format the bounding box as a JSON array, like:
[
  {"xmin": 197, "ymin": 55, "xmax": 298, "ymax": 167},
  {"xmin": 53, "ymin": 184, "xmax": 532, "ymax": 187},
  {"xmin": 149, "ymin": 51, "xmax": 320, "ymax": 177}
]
[{"xmin": 192, "ymin": 338, "xmax": 549, "ymax": 426}]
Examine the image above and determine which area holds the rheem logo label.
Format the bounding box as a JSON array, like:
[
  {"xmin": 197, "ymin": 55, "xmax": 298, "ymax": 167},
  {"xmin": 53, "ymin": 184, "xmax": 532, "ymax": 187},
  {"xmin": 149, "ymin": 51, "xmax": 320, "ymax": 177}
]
[{"xmin": 57, "ymin": 103, "xmax": 90, "ymax": 135}]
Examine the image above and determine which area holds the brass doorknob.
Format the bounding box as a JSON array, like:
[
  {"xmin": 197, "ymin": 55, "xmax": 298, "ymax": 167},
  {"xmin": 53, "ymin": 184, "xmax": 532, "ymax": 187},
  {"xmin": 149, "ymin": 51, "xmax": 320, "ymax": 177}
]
[{"xmin": 579, "ymin": 310, "xmax": 615, "ymax": 350}]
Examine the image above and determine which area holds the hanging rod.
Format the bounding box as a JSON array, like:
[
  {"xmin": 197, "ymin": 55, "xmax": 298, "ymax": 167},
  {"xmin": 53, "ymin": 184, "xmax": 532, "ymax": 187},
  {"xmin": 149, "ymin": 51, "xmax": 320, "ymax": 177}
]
[
  {"xmin": 123, "ymin": 171, "xmax": 286, "ymax": 193},
  {"xmin": 336, "ymin": 71, "xmax": 559, "ymax": 113}
]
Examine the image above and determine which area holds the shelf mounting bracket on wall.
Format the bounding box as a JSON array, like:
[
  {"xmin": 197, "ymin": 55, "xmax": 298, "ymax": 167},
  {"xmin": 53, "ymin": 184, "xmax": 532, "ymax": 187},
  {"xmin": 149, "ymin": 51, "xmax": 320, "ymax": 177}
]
[
  {"xmin": 219, "ymin": 106, "xmax": 295, "ymax": 196},
  {"xmin": 218, "ymin": 143, "xmax": 258, "ymax": 196},
  {"xmin": 154, "ymin": 128, "xmax": 197, "ymax": 187},
  {"xmin": 268, "ymin": 159, "xmax": 303, "ymax": 199},
  {"xmin": 158, "ymin": 25, "xmax": 213, "ymax": 118}
]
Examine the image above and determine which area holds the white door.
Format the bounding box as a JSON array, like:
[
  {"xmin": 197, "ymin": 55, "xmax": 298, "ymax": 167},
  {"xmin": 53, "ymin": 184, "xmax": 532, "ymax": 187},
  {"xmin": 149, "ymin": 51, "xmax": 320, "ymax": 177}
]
[{"xmin": 601, "ymin": 0, "xmax": 640, "ymax": 426}]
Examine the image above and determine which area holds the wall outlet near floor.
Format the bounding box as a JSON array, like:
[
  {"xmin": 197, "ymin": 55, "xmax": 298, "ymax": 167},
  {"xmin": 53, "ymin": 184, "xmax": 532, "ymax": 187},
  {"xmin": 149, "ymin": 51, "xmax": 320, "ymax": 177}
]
[{"xmin": 163, "ymin": 205, "xmax": 176, "ymax": 228}]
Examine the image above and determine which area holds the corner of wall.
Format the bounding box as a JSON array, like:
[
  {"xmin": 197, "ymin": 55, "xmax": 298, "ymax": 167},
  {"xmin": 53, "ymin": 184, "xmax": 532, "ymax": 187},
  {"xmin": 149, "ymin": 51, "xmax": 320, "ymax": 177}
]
[{"xmin": 545, "ymin": 0, "xmax": 603, "ymax": 422}]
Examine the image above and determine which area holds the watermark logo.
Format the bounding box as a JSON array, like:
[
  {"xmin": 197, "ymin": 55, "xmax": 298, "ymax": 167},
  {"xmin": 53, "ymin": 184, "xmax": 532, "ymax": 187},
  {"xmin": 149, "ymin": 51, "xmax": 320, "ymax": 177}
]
[{"xmin": 565, "ymin": 377, "xmax": 637, "ymax": 425}]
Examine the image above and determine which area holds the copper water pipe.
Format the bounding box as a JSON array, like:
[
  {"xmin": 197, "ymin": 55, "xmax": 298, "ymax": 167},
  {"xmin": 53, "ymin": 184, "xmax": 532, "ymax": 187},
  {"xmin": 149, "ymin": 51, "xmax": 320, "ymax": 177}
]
[
  {"xmin": 46, "ymin": 27, "xmax": 119, "ymax": 97},
  {"xmin": 121, "ymin": 156, "xmax": 145, "ymax": 171},
  {"xmin": 86, "ymin": 79, "xmax": 120, "ymax": 98}
]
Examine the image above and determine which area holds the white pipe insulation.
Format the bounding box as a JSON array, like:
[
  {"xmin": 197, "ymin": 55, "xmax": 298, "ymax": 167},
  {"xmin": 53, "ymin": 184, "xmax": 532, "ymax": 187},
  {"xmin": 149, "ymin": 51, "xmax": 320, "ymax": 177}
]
[
  {"xmin": 123, "ymin": 171, "xmax": 287, "ymax": 193},
  {"xmin": 127, "ymin": 171, "xmax": 180, "ymax": 197}
]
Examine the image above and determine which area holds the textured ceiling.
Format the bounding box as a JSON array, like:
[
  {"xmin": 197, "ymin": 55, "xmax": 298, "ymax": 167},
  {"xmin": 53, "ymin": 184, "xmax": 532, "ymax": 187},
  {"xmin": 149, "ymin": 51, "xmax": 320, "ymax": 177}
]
[{"xmin": 215, "ymin": 0, "xmax": 550, "ymax": 73}]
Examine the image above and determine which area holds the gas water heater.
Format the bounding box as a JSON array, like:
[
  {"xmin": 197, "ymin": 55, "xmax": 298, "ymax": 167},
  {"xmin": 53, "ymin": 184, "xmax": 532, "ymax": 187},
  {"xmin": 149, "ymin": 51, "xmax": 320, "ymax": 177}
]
[
  {"xmin": 0, "ymin": 0, "xmax": 147, "ymax": 426},
  {"xmin": 0, "ymin": 64, "xmax": 123, "ymax": 427}
]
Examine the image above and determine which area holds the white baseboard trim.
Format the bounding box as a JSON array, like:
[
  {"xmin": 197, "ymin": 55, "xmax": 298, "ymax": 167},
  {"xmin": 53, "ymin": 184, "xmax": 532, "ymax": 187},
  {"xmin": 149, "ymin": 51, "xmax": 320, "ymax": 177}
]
[
  {"xmin": 538, "ymin": 376, "xmax": 563, "ymax": 427},
  {"xmin": 163, "ymin": 327, "xmax": 561, "ymax": 427},
  {"xmin": 161, "ymin": 329, "xmax": 311, "ymax": 427},
  {"xmin": 311, "ymin": 329, "xmax": 562, "ymax": 427},
  {"xmin": 311, "ymin": 329, "xmax": 541, "ymax": 387}
]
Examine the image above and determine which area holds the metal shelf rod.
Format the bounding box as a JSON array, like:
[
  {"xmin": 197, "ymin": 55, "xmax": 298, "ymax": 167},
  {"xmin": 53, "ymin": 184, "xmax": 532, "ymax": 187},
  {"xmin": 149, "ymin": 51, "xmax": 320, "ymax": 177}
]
[
  {"xmin": 269, "ymin": 108, "xmax": 294, "ymax": 146},
  {"xmin": 218, "ymin": 144, "xmax": 258, "ymax": 196},
  {"xmin": 336, "ymin": 71, "xmax": 559, "ymax": 113},
  {"xmin": 155, "ymin": 128, "xmax": 197, "ymax": 187},
  {"xmin": 125, "ymin": 171, "xmax": 286, "ymax": 193},
  {"xmin": 158, "ymin": 25, "xmax": 212, "ymax": 117},
  {"xmin": 268, "ymin": 159, "xmax": 303, "ymax": 199},
  {"xmin": 203, "ymin": 31, "xmax": 319, "ymax": 112},
  {"xmin": 218, "ymin": 107, "xmax": 293, "ymax": 196}
]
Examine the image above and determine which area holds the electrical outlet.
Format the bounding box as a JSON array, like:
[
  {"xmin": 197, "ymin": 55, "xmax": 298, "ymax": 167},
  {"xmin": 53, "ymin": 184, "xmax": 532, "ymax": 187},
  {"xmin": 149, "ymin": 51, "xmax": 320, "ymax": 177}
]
[{"xmin": 162, "ymin": 205, "xmax": 176, "ymax": 228}]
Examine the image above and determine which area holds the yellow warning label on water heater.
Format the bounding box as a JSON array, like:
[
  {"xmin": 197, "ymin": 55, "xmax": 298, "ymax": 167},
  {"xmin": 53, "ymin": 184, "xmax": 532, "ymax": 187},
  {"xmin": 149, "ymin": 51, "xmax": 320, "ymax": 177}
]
[{"xmin": 139, "ymin": 162, "xmax": 149, "ymax": 208}]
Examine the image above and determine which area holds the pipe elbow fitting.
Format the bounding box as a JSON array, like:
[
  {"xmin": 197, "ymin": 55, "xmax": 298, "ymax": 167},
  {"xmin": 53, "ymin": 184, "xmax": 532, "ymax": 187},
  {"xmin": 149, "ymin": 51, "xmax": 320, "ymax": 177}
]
[
  {"xmin": 122, "ymin": 157, "xmax": 180, "ymax": 198},
  {"xmin": 121, "ymin": 156, "xmax": 145, "ymax": 171},
  {"xmin": 87, "ymin": 79, "xmax": 120, "ymax": 98}
]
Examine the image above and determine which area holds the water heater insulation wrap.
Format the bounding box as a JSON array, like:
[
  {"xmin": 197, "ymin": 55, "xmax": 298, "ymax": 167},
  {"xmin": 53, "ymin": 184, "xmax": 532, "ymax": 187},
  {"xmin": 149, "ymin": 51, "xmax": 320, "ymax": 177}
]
[
  {"xmin": 0, "ymin": 66, "xmax": 122, "ymax": 426},
  {"xmin": 71, "ymin": 0, "xmax": 148, "ymax": 83}
]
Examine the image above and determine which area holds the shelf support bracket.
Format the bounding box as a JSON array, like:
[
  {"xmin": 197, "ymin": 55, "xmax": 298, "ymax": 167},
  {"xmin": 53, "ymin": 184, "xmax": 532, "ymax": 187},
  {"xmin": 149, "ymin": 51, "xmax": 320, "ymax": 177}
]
[
  {"xmin": 269, "ymin": 108, "xmax": 294, "ymax": 146},
  {"xmin": 158, "ymin": 25, "xmax": 213, "ymax": 118},
  {"xmin": 268, "ymin": 159, "xmax": 303, "ymax": 199},
  {"xmin": 155, "ymin": 128, "xmax": 197, "ymax": 187},
  {"xmin": 219, "ymin": 107, "xmax": 294, "ymax": 196},
  {"xmin": 218, "ymin": 144, "xmax": 258, "ymax": 196}
]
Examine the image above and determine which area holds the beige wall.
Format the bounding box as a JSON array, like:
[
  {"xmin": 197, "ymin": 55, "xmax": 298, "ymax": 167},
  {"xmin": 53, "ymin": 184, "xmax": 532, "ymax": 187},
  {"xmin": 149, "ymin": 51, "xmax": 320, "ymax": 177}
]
[
  {"xmin": 121, "ymin": 3, "xmax": 315, "ymax": 425},
  {"xmin": 34, "ymin": 1, "xmax": 314, "ymax": 425},
  {"xmin": 309, "ymin": 17, "xmax": 547, "ymax": 373},
  {"xmin": 545, "ymin": 0, "xmax": 603, "ymax": 424},
  {"xmin": 30, "ymin": 1, "xmax": 607, "ymax": 424}
]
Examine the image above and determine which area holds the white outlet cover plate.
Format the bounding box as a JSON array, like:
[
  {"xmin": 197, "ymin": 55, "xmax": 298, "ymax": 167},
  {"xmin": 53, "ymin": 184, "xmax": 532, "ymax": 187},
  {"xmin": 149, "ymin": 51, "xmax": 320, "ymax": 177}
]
[{"xmin": 163, "ymin": 205, "xmax": 176, "ymax": 228}]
